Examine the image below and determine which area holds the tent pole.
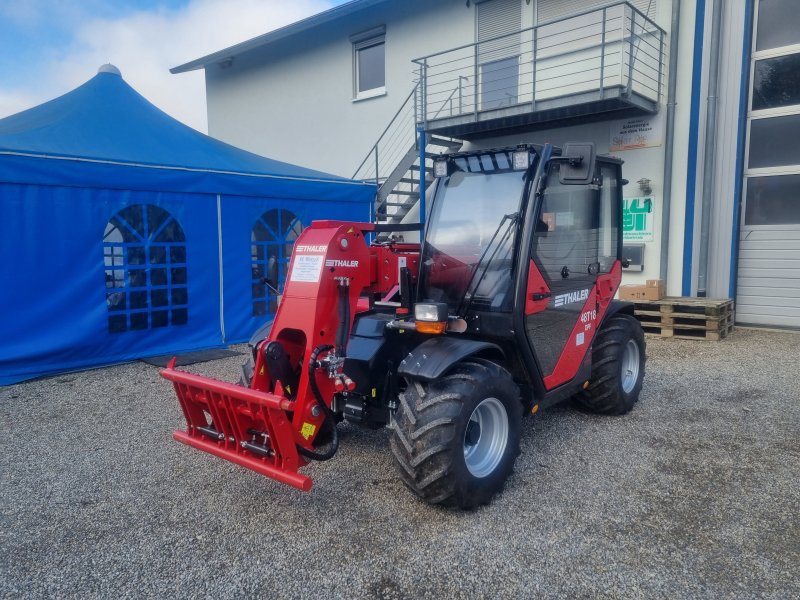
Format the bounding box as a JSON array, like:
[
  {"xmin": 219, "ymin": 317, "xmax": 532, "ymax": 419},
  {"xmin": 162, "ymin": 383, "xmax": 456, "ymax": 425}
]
[{"xmin": 216, "ymin": 194, "xmax": 226, "ymax": 343}]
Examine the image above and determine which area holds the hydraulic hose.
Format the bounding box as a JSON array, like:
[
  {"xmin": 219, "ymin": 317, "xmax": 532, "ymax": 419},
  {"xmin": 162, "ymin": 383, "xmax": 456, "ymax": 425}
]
[{"xmin": 296, "ymin": 344, "xmax": 339, "ymax": 461}]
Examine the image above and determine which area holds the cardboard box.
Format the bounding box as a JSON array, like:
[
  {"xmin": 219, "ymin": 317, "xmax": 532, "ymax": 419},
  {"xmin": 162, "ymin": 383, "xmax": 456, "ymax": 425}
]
[{"xmin": 618, "ymin": 279, "xmax": 665, "ymax": 301}]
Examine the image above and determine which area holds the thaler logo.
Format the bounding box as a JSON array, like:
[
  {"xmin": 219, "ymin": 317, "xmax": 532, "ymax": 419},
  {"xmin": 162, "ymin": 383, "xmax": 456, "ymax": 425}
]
[
  {"xmin": 325, "ymin": 259, "xmax": 359, "ymax": 268},
  {"xmin": 554, "ymin": 288, "xmax": 590, "ymax": 307},
  {"xmin": 296, "ymin": 244, "xmax": 327, "ymax": 253}
]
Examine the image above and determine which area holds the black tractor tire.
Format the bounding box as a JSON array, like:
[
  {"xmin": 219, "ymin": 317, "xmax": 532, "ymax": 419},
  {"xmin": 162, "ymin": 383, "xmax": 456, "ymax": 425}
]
[
  {"xmin": 239, "ymin": 353, "xmax": 255, "ymax": 387},
  {"xmin": 390, "ymin": 359, "xmax": 522, "ymax": 509},
  {"xmin": 239, "ymin": 320, "xmax": 273, "ymax": 387},
  {"xmin": 574, "ymin": 314, "xmax": 646, "ymax": 415}
]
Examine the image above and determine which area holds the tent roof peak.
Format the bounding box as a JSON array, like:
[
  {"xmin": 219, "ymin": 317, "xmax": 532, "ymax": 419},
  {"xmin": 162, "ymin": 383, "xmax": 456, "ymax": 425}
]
[{"xmin": 97, "ymin": 64, "xmax": 122, "ymax": 76}]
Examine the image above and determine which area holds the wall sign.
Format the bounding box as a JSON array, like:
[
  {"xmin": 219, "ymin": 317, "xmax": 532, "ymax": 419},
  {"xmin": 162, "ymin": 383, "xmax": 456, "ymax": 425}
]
[
  {"xmin": 609, "ymin": 114, "xmax": 663, "ymax": 151},
  {"xmin": 623, "ymin": 196, "xmax": 654, "ymax": 242}
]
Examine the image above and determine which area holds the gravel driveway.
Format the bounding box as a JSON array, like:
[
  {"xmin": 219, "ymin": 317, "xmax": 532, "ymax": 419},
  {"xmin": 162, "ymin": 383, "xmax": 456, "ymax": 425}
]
[{"xmin": 1, "ymin": 328, "xmax": 798, "ymax": 599}]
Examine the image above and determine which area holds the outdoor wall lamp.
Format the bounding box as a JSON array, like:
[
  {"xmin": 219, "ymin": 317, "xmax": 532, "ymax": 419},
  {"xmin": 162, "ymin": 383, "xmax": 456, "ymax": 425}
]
[{"xmin": 637, "ymin": 178, "xmax": 652, "ymax": 196}]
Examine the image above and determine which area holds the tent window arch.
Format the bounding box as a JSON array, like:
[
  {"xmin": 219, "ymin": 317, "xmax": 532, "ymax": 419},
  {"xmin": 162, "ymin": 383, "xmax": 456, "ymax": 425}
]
[
  {"xmin": 103, "ymin": 204, "xmax": 188, "ymax": 333},
  {"xmin": 251, "ymin": 209, "xmax": 303, "ymax": 316}
]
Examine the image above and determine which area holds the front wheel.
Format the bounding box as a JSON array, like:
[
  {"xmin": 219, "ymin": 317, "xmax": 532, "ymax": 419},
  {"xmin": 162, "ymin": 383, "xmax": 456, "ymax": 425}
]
[
  {"xmin": 390, "ymin": 359, "xmax": 522, "ymax": 509},
  {"xmin": 574, "ymin": 314, "xmax": 646, "ymax": 415}
]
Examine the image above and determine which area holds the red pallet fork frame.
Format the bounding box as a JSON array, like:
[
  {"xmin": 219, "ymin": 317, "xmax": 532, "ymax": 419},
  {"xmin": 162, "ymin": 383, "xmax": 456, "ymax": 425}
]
[{"xmin": 163, "ymin": 358, "xmax": 312, "ymax": 491}]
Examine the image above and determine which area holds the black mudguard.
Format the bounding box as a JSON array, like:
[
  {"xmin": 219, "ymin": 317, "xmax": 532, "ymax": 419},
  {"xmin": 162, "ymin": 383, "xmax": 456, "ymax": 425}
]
[
  {"xmin": 248, "ymin": 319, "xmax": 274, "ymax": 350},
  {"xmin": 603, "ymin": 299, "xmax": 635, "ymax": 322},
  {"xmin": 397, "ymin": 337, "xmax": 504, "ymax": 382}
]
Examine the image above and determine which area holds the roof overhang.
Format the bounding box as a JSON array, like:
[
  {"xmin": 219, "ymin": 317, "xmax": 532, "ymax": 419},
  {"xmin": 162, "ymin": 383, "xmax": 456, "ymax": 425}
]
[{"xmin": 170, "ymin": 0, "xmax": 389, "ymax": 74}]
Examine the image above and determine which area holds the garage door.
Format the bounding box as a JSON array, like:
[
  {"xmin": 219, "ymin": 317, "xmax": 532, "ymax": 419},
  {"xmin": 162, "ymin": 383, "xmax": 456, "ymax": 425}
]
[{"xmin": 737, "ymin": 0, "xmax": 800, "ymax": 328}]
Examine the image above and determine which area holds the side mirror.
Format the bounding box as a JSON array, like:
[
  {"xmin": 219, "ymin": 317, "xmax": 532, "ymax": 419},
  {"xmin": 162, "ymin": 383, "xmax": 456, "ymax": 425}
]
[{"xmin": 557, "ymin": 142, "xmax": 596, "ymax": 185}]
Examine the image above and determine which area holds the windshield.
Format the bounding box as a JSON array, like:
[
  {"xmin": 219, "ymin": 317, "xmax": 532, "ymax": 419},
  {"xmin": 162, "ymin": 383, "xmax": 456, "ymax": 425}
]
[{"xmin": 418, "ymin": 151, "xmax": 532, "ymax": 313}]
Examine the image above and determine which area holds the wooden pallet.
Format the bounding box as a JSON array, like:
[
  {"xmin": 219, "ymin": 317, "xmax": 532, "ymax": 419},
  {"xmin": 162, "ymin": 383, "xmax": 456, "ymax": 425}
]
[{"xmin": 632, "ymin": 297, "xmax": 735, "ymax": 341}]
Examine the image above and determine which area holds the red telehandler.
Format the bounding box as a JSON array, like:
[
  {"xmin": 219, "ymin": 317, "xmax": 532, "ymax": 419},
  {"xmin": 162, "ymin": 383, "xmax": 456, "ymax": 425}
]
[{"xmin": 162, "ymin": 142, "xmax": 646, "ymax": 508}]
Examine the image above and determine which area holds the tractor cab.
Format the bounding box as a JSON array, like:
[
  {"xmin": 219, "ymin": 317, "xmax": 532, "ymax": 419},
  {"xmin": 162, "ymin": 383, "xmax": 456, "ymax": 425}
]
[{"xmin": 411, "ymin": 143, "xmax": 625, "ymax": 395}]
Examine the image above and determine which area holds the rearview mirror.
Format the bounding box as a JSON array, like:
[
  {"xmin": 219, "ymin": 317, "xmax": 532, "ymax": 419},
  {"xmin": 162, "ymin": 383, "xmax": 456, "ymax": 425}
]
[{"xmin": 557, "ymin": 142, "xmax": 596, "ymax": 185}]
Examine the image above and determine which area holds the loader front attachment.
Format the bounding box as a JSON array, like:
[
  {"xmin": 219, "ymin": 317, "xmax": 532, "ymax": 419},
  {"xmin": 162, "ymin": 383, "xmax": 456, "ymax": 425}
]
[
  {"xmin": 162, "ymin": 220, "xmax": 412, "ymax": 493},
  {"xmin": 162, "ymin": 358, "xmax": 312, "ymax": 491}
]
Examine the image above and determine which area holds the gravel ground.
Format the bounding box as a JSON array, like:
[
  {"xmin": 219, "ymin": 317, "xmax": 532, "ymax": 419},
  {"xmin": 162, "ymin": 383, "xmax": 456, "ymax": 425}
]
[{"xmin": 1, "ymin": 327, "xmax": 799, "ymax": 599}]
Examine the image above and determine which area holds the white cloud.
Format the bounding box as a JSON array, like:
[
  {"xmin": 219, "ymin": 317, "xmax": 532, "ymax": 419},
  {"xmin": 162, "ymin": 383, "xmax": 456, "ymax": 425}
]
[
  {"xmin": 0, "ymin": 89, "xmax": 43, "ymax": 123},
  {"xmin": 1, "ymin": 0, "xmax": 333, "ymax": 132}
]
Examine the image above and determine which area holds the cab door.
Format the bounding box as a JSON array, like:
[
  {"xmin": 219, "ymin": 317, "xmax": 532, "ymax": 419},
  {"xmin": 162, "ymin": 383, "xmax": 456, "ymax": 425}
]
[{"xmin": 524, "ymin": 160, "xmax": 621, "ymax": 389}]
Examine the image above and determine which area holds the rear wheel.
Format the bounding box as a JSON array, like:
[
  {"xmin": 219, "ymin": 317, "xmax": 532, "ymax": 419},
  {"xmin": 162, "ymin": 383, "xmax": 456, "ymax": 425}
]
[
  {"xmin": 574, "ymin": 314, "xmax": 646, "ymax": 415},
  {"xmin": 390, "ymin": 359, "xmax": 522, "ymax": 509}
]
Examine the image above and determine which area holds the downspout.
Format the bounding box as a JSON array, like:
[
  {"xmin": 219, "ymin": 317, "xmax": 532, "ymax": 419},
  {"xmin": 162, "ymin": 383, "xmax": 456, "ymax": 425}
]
[
  {"xmin": 697, "ymin": 0, "xmax": 724, "ymax": 296},
  {"xmin": 659, "ymin": 0, "xmax": 681, "ymax": 282}
]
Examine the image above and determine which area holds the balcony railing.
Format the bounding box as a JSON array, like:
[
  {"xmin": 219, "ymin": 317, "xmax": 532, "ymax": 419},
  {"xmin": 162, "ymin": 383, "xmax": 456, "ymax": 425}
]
[{"xmin": 412, "ymin": 1, "xmax": 665, "ymax": 136}]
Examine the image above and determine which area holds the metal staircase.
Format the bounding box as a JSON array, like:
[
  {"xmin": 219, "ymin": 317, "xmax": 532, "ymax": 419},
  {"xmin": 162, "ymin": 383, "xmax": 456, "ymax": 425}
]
[{"xmin": 352, "ymin": 84, "xmax": 461, "ymax": 225}]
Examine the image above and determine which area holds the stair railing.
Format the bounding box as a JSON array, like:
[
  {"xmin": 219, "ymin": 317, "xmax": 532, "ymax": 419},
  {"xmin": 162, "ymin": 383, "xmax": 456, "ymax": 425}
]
[{"xmin": 352, "ymin": 83, "xmax": 420, "ymax": 185}]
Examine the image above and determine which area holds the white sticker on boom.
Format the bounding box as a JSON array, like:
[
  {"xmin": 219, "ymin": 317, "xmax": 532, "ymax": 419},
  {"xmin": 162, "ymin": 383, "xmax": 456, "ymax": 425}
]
[
  {"xmin": 290, "ymin": 254, "xmax": 324, "ymax": 283},
  {"xmin": 576, "ymin": 332, "xmax": 585, "ymax": 346}
]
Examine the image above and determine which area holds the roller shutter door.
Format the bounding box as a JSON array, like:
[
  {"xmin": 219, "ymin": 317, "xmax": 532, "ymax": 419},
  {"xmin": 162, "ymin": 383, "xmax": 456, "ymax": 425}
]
[
  {"xmin": 477, "ymin": 0, "xmax": 522, "ymax": 63},
  {"xmin": 536, "ymin": 0, "xmax": 656, "ymax": 23},
  {"xmin": 737, "ymin": 228, "xmax": 800, "ymax": 328},
  {"xmin": 737, "ymin": 0, "xmax": 800, "ymax": 328}
]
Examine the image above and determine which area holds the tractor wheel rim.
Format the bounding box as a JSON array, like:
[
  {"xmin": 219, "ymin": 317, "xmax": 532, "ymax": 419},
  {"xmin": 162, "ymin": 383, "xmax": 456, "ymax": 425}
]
[
  {"xmin": 463, "ymin": 397, "xmax": 509, "ymax": 478},
  {"xmin": 621, "ymin": 339, "xmax": 641, "ymax": 394}
]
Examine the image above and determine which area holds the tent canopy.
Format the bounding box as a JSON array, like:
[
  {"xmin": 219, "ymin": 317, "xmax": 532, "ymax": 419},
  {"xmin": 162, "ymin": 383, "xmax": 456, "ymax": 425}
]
[{"xmin": 0, "ymin": 65, "xmax": 374, "ymax": 201}]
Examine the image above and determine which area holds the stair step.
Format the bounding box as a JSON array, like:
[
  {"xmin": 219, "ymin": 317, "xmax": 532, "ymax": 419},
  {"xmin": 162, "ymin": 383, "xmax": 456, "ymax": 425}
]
[
  {"xmin": 400, "ymin": 176, "xmax": 433, "ymax": 184},
  {"xmin": 428, "ymin": 135, "xmax": 461, "ymax": 149},
  {"xmin": 384, "ymin": 202, "xmax": 414, "ymax": 207},
  {"xmin": 388, "ymin": 190, "xmax": 417, "ymax": 196}
]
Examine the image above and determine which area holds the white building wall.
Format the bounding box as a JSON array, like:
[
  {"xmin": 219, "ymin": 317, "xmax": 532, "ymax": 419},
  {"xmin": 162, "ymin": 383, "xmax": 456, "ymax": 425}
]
[
  {"xmin": 686, "ymin": 0, "xmax": 712, "ymax": 298},
  {"xmin": 205, "ymin": 0, "xmax": 474, "ymax": 177},
  {"xmin": 665, "ymin": 0, "xmax": 700, "ymax": 296},
  {"xmin": 707, "ymin": 1, "xmax": 748, "ymax": 299},
  {"xmin": 677, "ymin": 0, "xmax": 749, "ymax": 299}
]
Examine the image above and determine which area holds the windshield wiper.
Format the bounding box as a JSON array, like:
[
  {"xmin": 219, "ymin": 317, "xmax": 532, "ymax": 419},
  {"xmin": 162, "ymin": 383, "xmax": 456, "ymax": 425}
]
[{"xmin": 457, "ymin": 212, "xmax": 518, "ymax": 318}]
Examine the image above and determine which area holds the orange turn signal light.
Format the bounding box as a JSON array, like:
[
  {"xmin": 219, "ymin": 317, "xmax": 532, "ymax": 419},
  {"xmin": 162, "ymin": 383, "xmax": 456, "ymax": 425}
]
[{"xmin": 416, "ymin": 320, "xmax": 447, "ymax": 334}]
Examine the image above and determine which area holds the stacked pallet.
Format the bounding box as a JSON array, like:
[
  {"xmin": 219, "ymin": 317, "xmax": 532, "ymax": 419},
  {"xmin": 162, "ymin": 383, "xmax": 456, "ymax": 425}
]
[{"xmin": 632, "ymin": 297, "xmax": 735, "ymax": 341}]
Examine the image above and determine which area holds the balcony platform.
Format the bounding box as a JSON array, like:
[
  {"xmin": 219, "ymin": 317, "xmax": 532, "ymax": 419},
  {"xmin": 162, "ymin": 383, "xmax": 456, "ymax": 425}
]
[
  {"xmin": 424, "ymin": 86, "xmax": 658, "ymax": 139},
  {"xmin": 412, "ymin": 1, "xmax": 665, "ymax": 140}
]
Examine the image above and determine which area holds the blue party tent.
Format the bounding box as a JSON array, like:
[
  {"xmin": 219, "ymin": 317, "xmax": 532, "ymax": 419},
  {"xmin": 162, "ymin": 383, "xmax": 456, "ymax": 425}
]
[{"xmin": 0, "ymin": 65, "xmax": 374, "ymax": 385}]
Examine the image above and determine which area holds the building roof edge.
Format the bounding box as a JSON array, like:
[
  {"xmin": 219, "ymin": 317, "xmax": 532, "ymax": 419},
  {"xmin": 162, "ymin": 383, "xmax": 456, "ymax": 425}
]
[{"xmin": 170, "ymin": 0, "xmax": 387, "ymax": 74}]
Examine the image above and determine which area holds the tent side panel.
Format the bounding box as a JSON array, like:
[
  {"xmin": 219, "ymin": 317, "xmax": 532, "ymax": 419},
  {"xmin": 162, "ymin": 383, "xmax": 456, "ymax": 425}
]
[
  {"xmin": 220, "ymin": 194, "xmax": 370, "ymax": 343},
  {"xmin": 0, "ymin": 183, "xmax": 222, "ymax": 385},
  {"xmin": 0, "ymin": 154, "xmax": 377, "ymax": 201}
]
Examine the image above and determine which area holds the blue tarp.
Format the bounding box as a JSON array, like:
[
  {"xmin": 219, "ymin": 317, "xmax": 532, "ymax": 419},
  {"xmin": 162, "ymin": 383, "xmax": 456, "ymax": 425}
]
[{"xmin": 0, "ymin": 68, "xmax": 374, "ymax": 385}]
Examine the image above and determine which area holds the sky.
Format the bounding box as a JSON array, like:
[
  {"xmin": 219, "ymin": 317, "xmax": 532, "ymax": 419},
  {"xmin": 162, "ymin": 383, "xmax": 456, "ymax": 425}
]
[{"xmin": 0, "ymin": 0, "xmax": 348, "ymax": 132}]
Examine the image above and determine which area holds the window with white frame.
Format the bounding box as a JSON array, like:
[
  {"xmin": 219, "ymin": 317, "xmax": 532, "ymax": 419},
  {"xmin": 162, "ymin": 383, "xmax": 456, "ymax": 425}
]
[
  {"xmin": 745, "ymin": 0, "xmax": 800, "ymax": 226},
  {"xmin": 352, "ymin": 26, "xmax": 385, "ymax": 99}
]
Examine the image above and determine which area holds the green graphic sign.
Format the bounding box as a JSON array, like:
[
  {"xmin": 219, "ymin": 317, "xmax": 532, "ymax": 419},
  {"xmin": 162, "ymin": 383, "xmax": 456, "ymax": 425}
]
[{"xmin": 623, "ymin": 197, "xmax": 654, "ymax": 242}]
